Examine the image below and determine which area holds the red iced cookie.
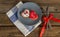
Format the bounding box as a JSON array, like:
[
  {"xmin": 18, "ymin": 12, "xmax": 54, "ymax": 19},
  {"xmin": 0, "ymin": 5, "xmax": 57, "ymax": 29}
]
[{"xmin": 29, "ymin": 10, "xmax": 38, "ymax": 20}]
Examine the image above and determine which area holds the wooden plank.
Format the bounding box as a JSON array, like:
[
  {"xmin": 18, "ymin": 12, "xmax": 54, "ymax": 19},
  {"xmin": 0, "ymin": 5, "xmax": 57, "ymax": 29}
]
[
  {"xmin": 0, "ymin": 0, "xmax": 18, "ymax": 4},
  {"xmin": 0, "ymin": 5, "xmax": 60, "ymax": 13},
  {"xmin": 0, "ymin": 4, "xmax": 14, "ymax": 14},
  {"xmin": 0, "ymin": 0, "xmax": 60, "ymax": 4},
  {"xmin": 0, "ymin": 14, "xmax": 13, "ymax": 26},
  {"xmin": 41, "ymin": 6, "xmax": 60, "ymax": 13},
  {"xmin": 23, "ymin": 0, "xmax": 60, "ymax": 3},
  {"xmin": 0, "ymin": 0, "xmax": 17, "ymax": 14},
  {"xmin": 0, "ymin": 13, "xmax": 60, "ymax": 26},
  {"xmin": 1, "ymin": 6, "xmax": 60, "ymax": 13},
  {"xmin": 22, "ymin": 0, "xmax": 60, "ymax": 6},
  {"xmin": 43, "ymin": 27, "xmax": 60, "ymax": 37},
  {"xmin": 0, "ymin": 27, "xmax": 60, "ymax": 37},
  {"xmin": 0, "ymin": 27, "xmax": 40, "ymax": 37},
  {"xmin": 0, "ymin": 0, "xmax": 60, "ymax": 14}
]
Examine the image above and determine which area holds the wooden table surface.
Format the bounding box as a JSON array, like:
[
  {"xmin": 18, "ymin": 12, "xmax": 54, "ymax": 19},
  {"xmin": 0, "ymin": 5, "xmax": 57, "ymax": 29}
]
[{"xmin": 0, "ymin": 0, "xmax": 60, "ymax": 37}]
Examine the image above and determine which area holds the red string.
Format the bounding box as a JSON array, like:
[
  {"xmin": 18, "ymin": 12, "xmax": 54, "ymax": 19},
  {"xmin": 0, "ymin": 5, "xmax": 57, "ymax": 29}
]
[
  {"xmin": 49, "ymin": 13, "xmax": 60, "ymax": 23},
  {"xmin": 51, "ymin": 17, "xmax": 60, "ymax": 23},
  {"xmin": 40, "ymin": 13, "xmax": 60, "ymax": 37},
  {"xmin": 39, "ymin": 22, "xmax": 47, "ymax": 37},
  {"xmin": 39, "ymin": 15, "xmax": 51, "ymax": 37}
]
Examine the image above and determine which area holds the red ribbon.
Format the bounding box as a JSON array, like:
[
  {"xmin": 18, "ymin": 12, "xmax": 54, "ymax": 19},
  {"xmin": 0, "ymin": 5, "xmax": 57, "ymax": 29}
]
[{"xmin": 40, "ymin": 13, "xmax": 60, "ymax": 37}]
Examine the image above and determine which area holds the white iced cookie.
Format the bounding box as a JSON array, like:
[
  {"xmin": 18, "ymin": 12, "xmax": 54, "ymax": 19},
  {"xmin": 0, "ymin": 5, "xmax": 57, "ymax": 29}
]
[{"xmin": 21, "ymin": 9, "xmax": 30, "ymax": 18}]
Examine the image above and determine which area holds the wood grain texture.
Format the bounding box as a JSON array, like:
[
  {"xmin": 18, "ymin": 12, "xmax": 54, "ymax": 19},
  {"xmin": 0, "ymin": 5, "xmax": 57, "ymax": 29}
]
[
  {"xmin": 0, "ymin": 0, "xmax": 60, "ymax": 37},
  {"xmin": 0, "ymin": 14, "xmax": 13, "ymax": 26},
  {"xmin": 0, "ymin": 0, "xmax": 60, "ymax": 13},
  {"xmin": 0, "ymin": 27, "xmax": 60, "ymax": 37},
  {"xmin": 44, "ymin": 27, "xmax": 60, "ymax": 37}
]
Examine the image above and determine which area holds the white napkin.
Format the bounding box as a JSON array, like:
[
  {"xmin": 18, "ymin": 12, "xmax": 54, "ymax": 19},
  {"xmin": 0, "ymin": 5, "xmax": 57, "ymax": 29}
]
[{"xmin": 6, "ymin": 1, "xmax": 41, "ymax": 36}]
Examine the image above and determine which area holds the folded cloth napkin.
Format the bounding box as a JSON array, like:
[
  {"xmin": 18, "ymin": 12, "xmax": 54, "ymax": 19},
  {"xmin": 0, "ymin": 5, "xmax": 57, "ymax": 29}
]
[{"xmin": 6, "ymin": 1, "xmax": 41, "ymax": 36}]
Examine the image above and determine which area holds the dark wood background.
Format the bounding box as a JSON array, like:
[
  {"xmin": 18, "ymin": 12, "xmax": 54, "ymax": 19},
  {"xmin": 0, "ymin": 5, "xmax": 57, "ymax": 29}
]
[{"xmin": 0, "ymin": 0, "xmax": 60, "ymax": 37}]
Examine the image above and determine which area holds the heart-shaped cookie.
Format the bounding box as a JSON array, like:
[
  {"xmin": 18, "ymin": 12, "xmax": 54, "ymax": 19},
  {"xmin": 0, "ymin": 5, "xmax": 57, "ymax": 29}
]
[{"xmin": 29, "ymin": 10, "xmax": 38, "ymax": 20}]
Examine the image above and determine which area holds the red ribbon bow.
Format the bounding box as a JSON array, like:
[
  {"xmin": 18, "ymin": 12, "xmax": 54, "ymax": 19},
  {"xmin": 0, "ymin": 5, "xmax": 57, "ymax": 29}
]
[{"xmin": 40, "ymin": 13, "xmax": 60, "ymax": 37}]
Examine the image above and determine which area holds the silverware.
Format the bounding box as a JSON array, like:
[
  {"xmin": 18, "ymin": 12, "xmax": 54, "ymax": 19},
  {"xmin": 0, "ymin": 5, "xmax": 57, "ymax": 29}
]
[{"xmin": 45, "ymin": 5, "xmax": 52, "ymax": 30}]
